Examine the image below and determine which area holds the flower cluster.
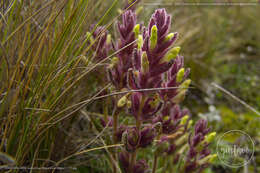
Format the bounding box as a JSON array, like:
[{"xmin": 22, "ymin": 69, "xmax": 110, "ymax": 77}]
[
  {"xmin": 108, "ymin": 10, "xmax": 137, "ymax": 89},
  {"xmin": 88, "ymin": 25, "xmax": 112, "ymax": 61},
  {"xmin": 92, "ymin": 8, "xmax": 215, "ymax": 173},
  {"xmin": 185, "ymin": 119, "xmax": 217, "ymax": 173}
]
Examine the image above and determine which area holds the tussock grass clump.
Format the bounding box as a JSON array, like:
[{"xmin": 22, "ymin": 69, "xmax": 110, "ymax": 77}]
[{"xmin": 0, "ymin": 0, "xmax": 120, "ymax": 171}]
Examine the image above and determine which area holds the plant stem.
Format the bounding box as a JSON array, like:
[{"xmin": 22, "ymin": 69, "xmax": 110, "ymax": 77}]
[
  {"xmin": 152, "ymin": 130, "xmax": 161, "ymax": 173},
  {"xmin": 129, "ymin": 151, "xmax": 137, "ymax": 172},
  {"xmin": 112, "ymin": 105, "xmax": 119, "ymax": 173},
  {"xmin": 152, "ymin": 155, "xmax": 158, "ymax": 173},
  {"xmin": 129, "ymin": 95, "xmax": 145, "ymax": 171},
  {"xmin": 136, "ymin": 95, "xmax": 145, "ymax": 131},
  {"xmin": 113, "ymin": 110, "xmax": 118, "ymax": 143},
  {"xmin": 103, "ymin": 92, "xmax": 109, "ymax": 124}
]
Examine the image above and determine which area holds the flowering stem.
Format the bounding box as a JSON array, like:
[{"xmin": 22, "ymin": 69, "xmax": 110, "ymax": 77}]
[
  {"xmin": 136, "ymin": 95, "xmax": 145, "ymax": 131},
  {"xmin": 152, "ymin": 155, "xmax": 158, "ymax": 173},
  {"xmin": 113, "ymin": 106, "xmax": 119, "ymax": 173},
  {"xmin": 129, "ymin": 95, "xmax": 145, "ymax": 171},
  {"xmin": 152, "ymin": 132, "xmax": 161, "ymax": 173},
  {"xmin": 113, "ymin": 112, "xmax": 119, "ymax": 142},
  {"xmin": 130, "ymin": 151, "xmax": 137, "ymax": 172}
]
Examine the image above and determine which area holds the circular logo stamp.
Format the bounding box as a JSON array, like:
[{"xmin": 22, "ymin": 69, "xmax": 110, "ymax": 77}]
[{"xmin": 217, "ymin": 130, "xmax": 254, "ymax": 168}]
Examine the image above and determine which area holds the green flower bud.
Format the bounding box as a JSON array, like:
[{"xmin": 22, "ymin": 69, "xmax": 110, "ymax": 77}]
[
  {"xmin": 204, "ymin": 132, "xmax": 216, "ymax": 143},
  {"xmin": 149, "ymin": 94, "xmax": 160, "ymax": 108},
  {"xmin": 117, "ymin": 93, "xmax": 130, "ymax": 108},
  {"xmin": 176, "ymin": 68, "xmax": 185, "ymax": 83},
  {"xmin": 86, "ymin": 31, "xmax": 91, "ymax": 38},
  {"xmin": 209, "ymin": 154, "xmax": 217, "ymax": 163},
  {"xmin": 171, "ymin": 89, "xmax": 186, "ymax": 104},
  {"xmin": 180, "ymin": 115, "xmax": 189, "ymax": 125},
  {"xmin": 117, "ymin": 9, "xmax": 123, "ymax": 14},
  {"xmin": 133, "ymin": 70, "xmax": 139, "ymax": 78},
  {"xmin": 169, "ymin": 46, "xmax": 181, "ymax": 55},
  {"xmin": 161, "ymin": 46, "xmax": 180, "ymax": 63},
  {"xmin": 127, "ymin": 100, "xmax": 132, "ymax": 108},
  {"xmin": 149, "ymin": 25, "xmax": 158, "ymax": 50},
  {"xmin": 198, "ymin": 154, "xmax": 217, "ymax": 165},
  {"xmin": 163, "ymin": 116, "xmax": 170, "ymax": 122},
  {"xmin": 106, "ymin": 34, "xmax": 111, "ymax": 45},
  {"xmin": 109, "ymin": 57, "xmax": 119, "ymax": 68},
  {"xmin": 86, "ymin": 32, "xmax": 94, "ymax": 43},
  {"xmin": 172, "ymin": 79, "xmax": 191, "ymax": 103},
  {"xmin": 164, "ymin": 33, "xmax": 175, "ymax": 42},
  {"xmin": 178, "ymin": 79, "xmax": 191, "ymax": 92},
  {"xmin": 187, "ymin": 120, "xmax": 193, "ymax": 129},
  {"xmin": 141, "ymin": 52, "xmax": 149, "ymax": 73},
  {"xmin": 133, "ymin": 24, "xmax": 140, "ymax": 38},
  {"xmin": 117, "ymin": 96, "xmax": 127, "ymax": 108},
  {"xmin": 137, "ymin": 35, "xmax": 143, "ymax": 50}
]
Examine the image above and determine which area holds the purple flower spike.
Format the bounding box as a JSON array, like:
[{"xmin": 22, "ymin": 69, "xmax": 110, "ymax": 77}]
[
  {"xmin": 144, "ymin": 8, "xmax": 177, "ymax": 62},
  {"xmin": 191, "ymin": 133, "xmax": 204, "ymax": 147},
  {"xmin": 90, "ymin": 26, "xmax": 112, "ymax": 61},
  {"xmin": 185, "ymin": 119, "xmax": 213, "ymax": 172},
  {"xmin": 118, "ymin": 10, "xmax": 136, "ymax": 47},
  {"xmin": 195, "ymin": 119, "xmax": 210, "ymax": 136},
  {"xmin": 109, "ymin": 10, "xmax": 137, "ymax": 89},
  {"xmin": 126, "ymin": 9, "xmax": 180, "ymax": 92},
  {"xmin": 148, "ymin": 9, "xmax": 171, "ymax": 40}
]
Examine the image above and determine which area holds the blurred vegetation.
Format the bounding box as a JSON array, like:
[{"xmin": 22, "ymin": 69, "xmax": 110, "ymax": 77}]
[{"xmin": 0, "ymin": 0, "xmax": 259, "ymax": 173}]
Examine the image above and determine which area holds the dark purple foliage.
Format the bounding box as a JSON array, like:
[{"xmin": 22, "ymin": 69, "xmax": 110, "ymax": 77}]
[{"xmin": 90, "ymin": 26, "xmax": 112, "ymax": 61}]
